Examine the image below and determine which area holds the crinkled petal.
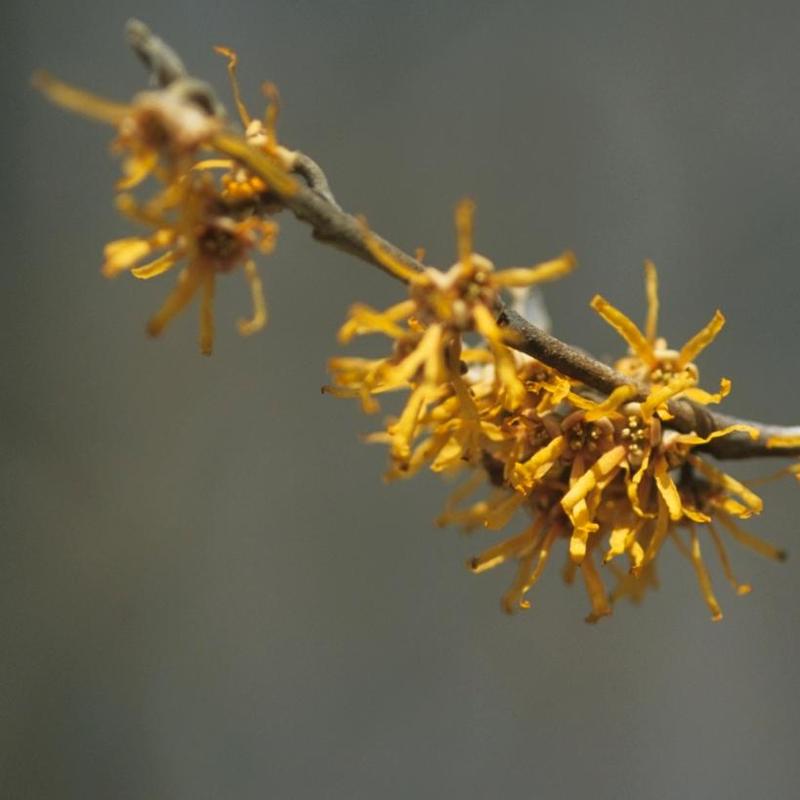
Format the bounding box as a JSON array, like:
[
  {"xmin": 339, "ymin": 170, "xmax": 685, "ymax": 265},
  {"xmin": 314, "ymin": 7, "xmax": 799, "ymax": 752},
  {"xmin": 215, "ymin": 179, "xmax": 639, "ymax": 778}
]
[
  {"xmin": 591, "ymin": 295, "xmax": 656, "ymax": 366},
  {"xmin": 677, "ymin": 310, "xmax": 725, "ymax": 368}
]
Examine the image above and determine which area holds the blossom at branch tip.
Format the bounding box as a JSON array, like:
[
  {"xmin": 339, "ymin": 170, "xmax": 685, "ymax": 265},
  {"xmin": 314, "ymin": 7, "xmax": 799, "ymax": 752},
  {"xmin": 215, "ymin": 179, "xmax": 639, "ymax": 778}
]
[
  {"xmin": 591, "ymin": 260, "xmax": 727, "ymax": 398},
  {"xmin": 32, "ymin": 70, "xmax": 222, "ymax": 188},
  {"xmin": 33, "ymin": 59, "xmax": 295, "ymax": 353}
]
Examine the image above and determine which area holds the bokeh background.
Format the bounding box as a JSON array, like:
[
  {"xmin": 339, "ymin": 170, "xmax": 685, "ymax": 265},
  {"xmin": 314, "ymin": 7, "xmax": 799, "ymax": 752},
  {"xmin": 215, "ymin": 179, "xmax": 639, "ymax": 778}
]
[{"xmin": 4, "ymin": 1, "xmax": 800, "ymax": 797}]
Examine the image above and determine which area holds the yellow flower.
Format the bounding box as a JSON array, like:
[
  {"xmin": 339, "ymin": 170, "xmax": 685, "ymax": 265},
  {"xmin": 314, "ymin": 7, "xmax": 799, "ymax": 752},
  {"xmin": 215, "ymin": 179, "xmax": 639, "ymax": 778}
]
[
  {"xmin": 107, "ymin": 176, "xmax": 277, "ymax": 354},
  {"xmin": 34, "ymin": 68, "xmax": 288, "ymax": 355},
  {"xmin": 591, "ymin": 261, "xmax": 727, "ymax": 400},
  {"xmin": 436, "ymin": 312, "xmax": 781, "ymax": 622},
  {"xmin": 33, "ymin": 71, "xmax": 222, "ymax": 188},
  {"xmin": 351, "ymin": 199, "xmax": 575, "ymax": 411}
]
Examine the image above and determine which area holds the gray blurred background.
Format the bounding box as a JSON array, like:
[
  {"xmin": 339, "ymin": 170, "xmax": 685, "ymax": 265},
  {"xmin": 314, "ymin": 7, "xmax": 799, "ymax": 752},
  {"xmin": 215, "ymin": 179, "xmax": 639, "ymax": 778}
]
[{"xmin": 4, "ymin": 1, "xmax": 800, "ymax": 797}]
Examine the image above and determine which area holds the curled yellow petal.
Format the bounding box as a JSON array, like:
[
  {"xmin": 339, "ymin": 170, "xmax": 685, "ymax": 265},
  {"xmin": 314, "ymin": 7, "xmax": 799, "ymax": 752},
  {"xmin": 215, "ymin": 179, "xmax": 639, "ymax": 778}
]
[
  {"xmin": 102, "ymin": 237, "xmax": 153, "ymax": 277},
  {"xmin": 469, "ymin": 517, "xmax": 546, "ymax": 574},
  {"xmin": 455, "ymin": 198, "xmax": 476, "ymax": 271},
  {"xmin": 353, "ymin": 218, "xmax": 426, "ymax": 284},
  {"xmin": 673, "ymin": 422, "xmax": 758, "ymax": 447},
  {"xmin": 581, "ymin": 552, "xmax": 612, "ymax": 623},
  {"xmin": 237, "ymin": 259, "xmax": 268, "ymax": 336},
  {"xmin": 590, "ymin": 295, "xmax": 655, "ymax": 366},
  {"xmin": 338, "ymin": 301, "xmax": 413, "ymax": 343},
  {"xmin": 131, "ymin": 251, "xmax": 178, "ymax": 280},
  {"xmin": 510, "ymin": 436, "xmax": 566, "ymax": 493},
  {"xmin": 117, "ymin": 149, "xmax": 159, "ymax": 190},
  {"xmin": 708, "ymin": 521, "xmax": 751, "ymax": 596},
  {"xmin": 644, "ymin": 260, "xmax": 659, "ymax": 344},
  {"xmin": 604, "ymin": 517, "xmax": 645, "ymax": 564},
  {"xmin": 640, "ymin": 373, "xmax": 696, "ymax": 420},
  {"xmin": 654, "ymin": 455, "xmax": 683, "ymax": 521},
  {"xmin": 640, "ymin": 494, "xmax": 670, "ymax": 570},
  {"xmin": 688, "ymin": 527, "xmax": 723, "ymax": 622},
  {"xmin": 677, "ymin": 310, "xmax": 725, "ymax": 368},
  {"xmin": 147, "ymin": 265, "xmax": 204, "ymax": 339},
  {"xmin": 389, "ymin": 385, "xmax": 429, "ymax": 463},
  {"xmin": 715, "ymin": 510, "xmax": 787, "ymax": 562},
  {"xmin": 628, "ymin": 449, "xmax": 655, "ymax": 519},
  {"xmin": 32, "ymin": 70, "xmax": 129, "ymax": 124},
  {"xmin": 562, "ymin": 445, "xmax": 626, "ymax": 521},
  {"xmin": 484, "ymin": 492, "xmax": 526, "ymax": 531},
  {"xmin": 689, "ymin": 456, "xmax": 763, "ymax": 514},
  {"xmin": 680, "ymin": 377, "xmax": 731, "ymax": 406},
  {"xmin": 501, "ymin": 525, "xmax": 560, "ymax": 613},
  {"xmin": 583, "ymin": 385, "xmax": 638, "ymax": 421},
  {"xmin": 494, "ymin": 251, "xmax": 577, "ymax": 288},
  {"xmin": 214, "ymin": 45, "xmax": 252, "ymax": 128}
]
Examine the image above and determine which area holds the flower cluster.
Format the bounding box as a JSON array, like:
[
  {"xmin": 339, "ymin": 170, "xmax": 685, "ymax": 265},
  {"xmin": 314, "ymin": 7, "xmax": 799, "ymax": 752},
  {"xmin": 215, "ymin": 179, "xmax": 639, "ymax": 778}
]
[
  {"xmin": 327, "ymin": 206, "xmax": 786, "ymax": 622},
  {"xmin": 36, "ymin": 27, "xmax": 791, "ymax": 623},
  {"xmin": 33, "ymin": 47, "xmax": 295, "ymax": 354}
]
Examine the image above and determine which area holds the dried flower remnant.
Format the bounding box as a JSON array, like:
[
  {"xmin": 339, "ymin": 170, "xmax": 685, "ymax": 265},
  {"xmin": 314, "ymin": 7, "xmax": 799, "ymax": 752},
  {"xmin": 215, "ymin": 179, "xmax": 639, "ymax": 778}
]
[{"xmin": 33, "ymin": 56, "xmax": 292, "ymax": 353}]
